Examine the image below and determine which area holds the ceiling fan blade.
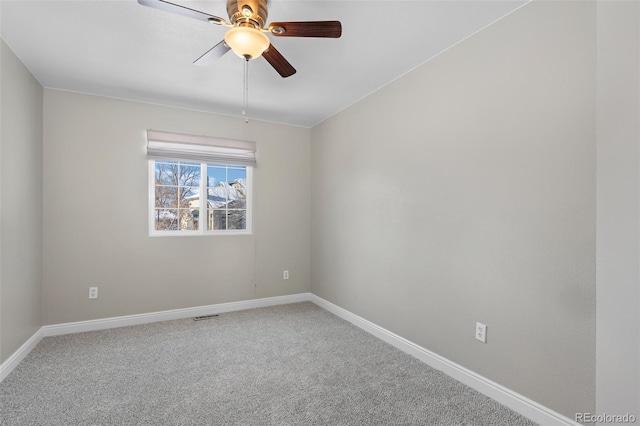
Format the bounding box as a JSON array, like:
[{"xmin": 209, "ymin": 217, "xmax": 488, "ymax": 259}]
[
  {"xmin": 268, "ymin": 21, "xmax": 342, "ymax": 38},
  {"xmin": 262, "ymin": 44, "xmax": 296, "ymax": 78},
  {"xmin": 138, "ymin": 0, "xmax": 226, "ymax": 25},
  {"xmin": 193, "ymin": 40, "xmax": 231, "ymax": 66}
]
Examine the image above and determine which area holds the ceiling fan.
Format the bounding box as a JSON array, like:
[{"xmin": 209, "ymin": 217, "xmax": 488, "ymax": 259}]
[{"xmin": 138, "ymin": 0, "xmax": 342, "ymax": 78}]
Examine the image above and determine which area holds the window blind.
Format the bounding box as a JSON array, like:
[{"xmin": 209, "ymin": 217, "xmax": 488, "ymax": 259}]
[{"xmin": 146, "ymin": 129, "xmax": 256, "ymax": 166}]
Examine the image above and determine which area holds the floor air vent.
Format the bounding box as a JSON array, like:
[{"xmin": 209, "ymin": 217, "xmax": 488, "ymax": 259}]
[{"xmin": 194, "ymin": 314, "xmax": 219, "ymax": 321}]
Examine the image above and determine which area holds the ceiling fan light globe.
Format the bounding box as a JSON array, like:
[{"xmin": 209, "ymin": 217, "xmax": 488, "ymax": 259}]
[{"xmin": 224, "ymin": 27, "xmax": 270, "ymax": 60}]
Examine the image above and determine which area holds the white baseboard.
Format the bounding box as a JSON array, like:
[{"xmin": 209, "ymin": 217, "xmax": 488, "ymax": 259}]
[
  {"xmin": 309, "ymin": 294, "xmax": 579, "ymax": 426},
  {"xmin": 42, "ymin": 293, "xmax": 312, "ymax": 337},
  {"xmin": 0, "ymin": 293, "xmax": 311, "ymax": 381},
  {"xmin": 1, "ymin": 291, "xmax": 579, "ymax": 426},
  {"xmin": 0, "ymin": 327, "xmax": 45, "ymax": 382}
]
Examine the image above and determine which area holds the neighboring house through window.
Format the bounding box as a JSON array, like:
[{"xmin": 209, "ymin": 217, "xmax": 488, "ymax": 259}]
[{"xmin": 146, "ymin": 130, "xmax": 255, "ymax": 236}]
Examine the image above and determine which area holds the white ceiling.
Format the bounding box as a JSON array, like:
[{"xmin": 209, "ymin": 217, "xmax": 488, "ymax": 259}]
[{"xmin": 0, "ymin": 0, "xmax": 527, "ymax": 127}]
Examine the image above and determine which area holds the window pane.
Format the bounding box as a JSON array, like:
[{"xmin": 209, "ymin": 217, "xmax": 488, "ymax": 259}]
[
  {"xmin": 228, "ymin": 191, "xmax": 246, "ymax": 209},
  {"xmin": 208, "ymin": 209, "xmax": 227, "ymax": 230},
  {"xmin": 227, "ymin": 166, "xmax": 246, "ymax": 183},
  {"xmin": 155, "ymin": 162, "xmax": 179, "ymax": 185},
  {"xmin": 179, "ymin": 164, "xmax": 200, "ymax": 187},
  {"xmin": 207, "ymin": 166, "xmax": 226, "ymax": 188},
  {"xmin": 155, "ymin": 186, "xmax": 178, "ymax": 208},
  {"xmin": 208, "ymin": 186, "xmax": 228, "ymax": 209},
  {"xmin": 154, "ymin": 209, "xmax": 179, "ymax": 230},
  {"xmin": 228, "ymin": 168, "xmax": 247, "ymax": 209},
  {"xmin": 227, "ymin": 210, "xmax": 246, "ymax": 230},
  {"xmin": 179, "ymin": 209, "xmax": 198, "ymax": 230},
  {"xmin": 179, "ymin": 187, "xmax": 199, "ymax": 209}
]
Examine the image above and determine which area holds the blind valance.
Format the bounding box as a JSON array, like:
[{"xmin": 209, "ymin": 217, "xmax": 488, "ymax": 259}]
[{"xmin": 146, "ymin": 130, "xmax": 256, "ymax": 167}]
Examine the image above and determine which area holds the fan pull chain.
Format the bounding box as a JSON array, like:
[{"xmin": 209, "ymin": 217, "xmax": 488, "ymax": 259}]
[{"xmin": 242, "ymin": 57, "xmax": 249, "ymax": 124}]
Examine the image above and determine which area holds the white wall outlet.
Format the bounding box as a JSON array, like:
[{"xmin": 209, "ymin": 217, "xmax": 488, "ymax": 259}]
[
  {"xmin": 89, "ymin": 287, "xmax": 98, "ymax": 299},
  {"xmin": 283, "ymin": 270, "xmax": 289, "ymax": 280},
  {"xmin": 476, "ymin": 322, "xmax": 487, "ymax": 343}
]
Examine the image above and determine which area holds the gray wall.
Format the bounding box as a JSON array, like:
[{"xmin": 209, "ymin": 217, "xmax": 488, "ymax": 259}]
[
  {"xmin": 596, "ymin": 1, "xmax": 640, "ymax": 419},
  {"xmin": 0, "ymin": 40, "xmax": 44, "ymax": 362},
  {"xmin": 310, "ymin": 1, "xmax": 596, "ymax": 418},
  {"xmin": 43, "ymin": 89, "xmax": 310, "ymax": 325}
]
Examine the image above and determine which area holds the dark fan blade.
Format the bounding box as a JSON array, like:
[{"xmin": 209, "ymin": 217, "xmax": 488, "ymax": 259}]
[
  {"xmin": 262, "ymin": 44, "xmax": 296, "ymax": 78},
  {"xmin": 268, "ymin": 21, "xmax": 342, "ymax": 38},
  {"xmin": 138, "ymin": 0, "xmax": 226, "ymax": 24},
  {"xmin": 194, "ymin": 40, "xmax": 231, "ymax": 66}
]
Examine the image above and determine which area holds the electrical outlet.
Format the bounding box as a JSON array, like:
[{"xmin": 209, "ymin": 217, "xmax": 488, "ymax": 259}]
[
  {"xmin": 283, "ymin": 270, "xmax": 289, "ymax": 280},
  {"xmin": 89, "ymin": 287, "xmax": 98, "ymax": 299},
  {"xmin": 475, "ymin": 322, "xmax": 487, "ymax": 343}
]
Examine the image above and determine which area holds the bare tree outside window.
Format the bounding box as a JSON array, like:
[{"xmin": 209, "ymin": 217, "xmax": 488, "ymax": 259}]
[{"xmin": 154, "ymin": 161, "xmax": 200, "ymax": 231}]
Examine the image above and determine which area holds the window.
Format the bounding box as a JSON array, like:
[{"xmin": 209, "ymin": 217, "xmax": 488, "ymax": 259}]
[
  {"xmin": 146, "ymin": 130, "xmax": 255, "ymax": 236},
  {"xmin": 150, "ymin": 161, "xmax": 251, "ymax": 234}
]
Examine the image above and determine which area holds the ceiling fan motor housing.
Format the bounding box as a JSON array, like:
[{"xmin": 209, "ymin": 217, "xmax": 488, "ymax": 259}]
[{"xmin": 227, "ymin": 0, "xmax": 269, "ymax": 29}]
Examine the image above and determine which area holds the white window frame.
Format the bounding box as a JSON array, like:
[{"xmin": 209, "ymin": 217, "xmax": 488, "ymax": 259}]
[{"xmin": 148, "ymin": 160, "xmax": 253, "ymax": 236}]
